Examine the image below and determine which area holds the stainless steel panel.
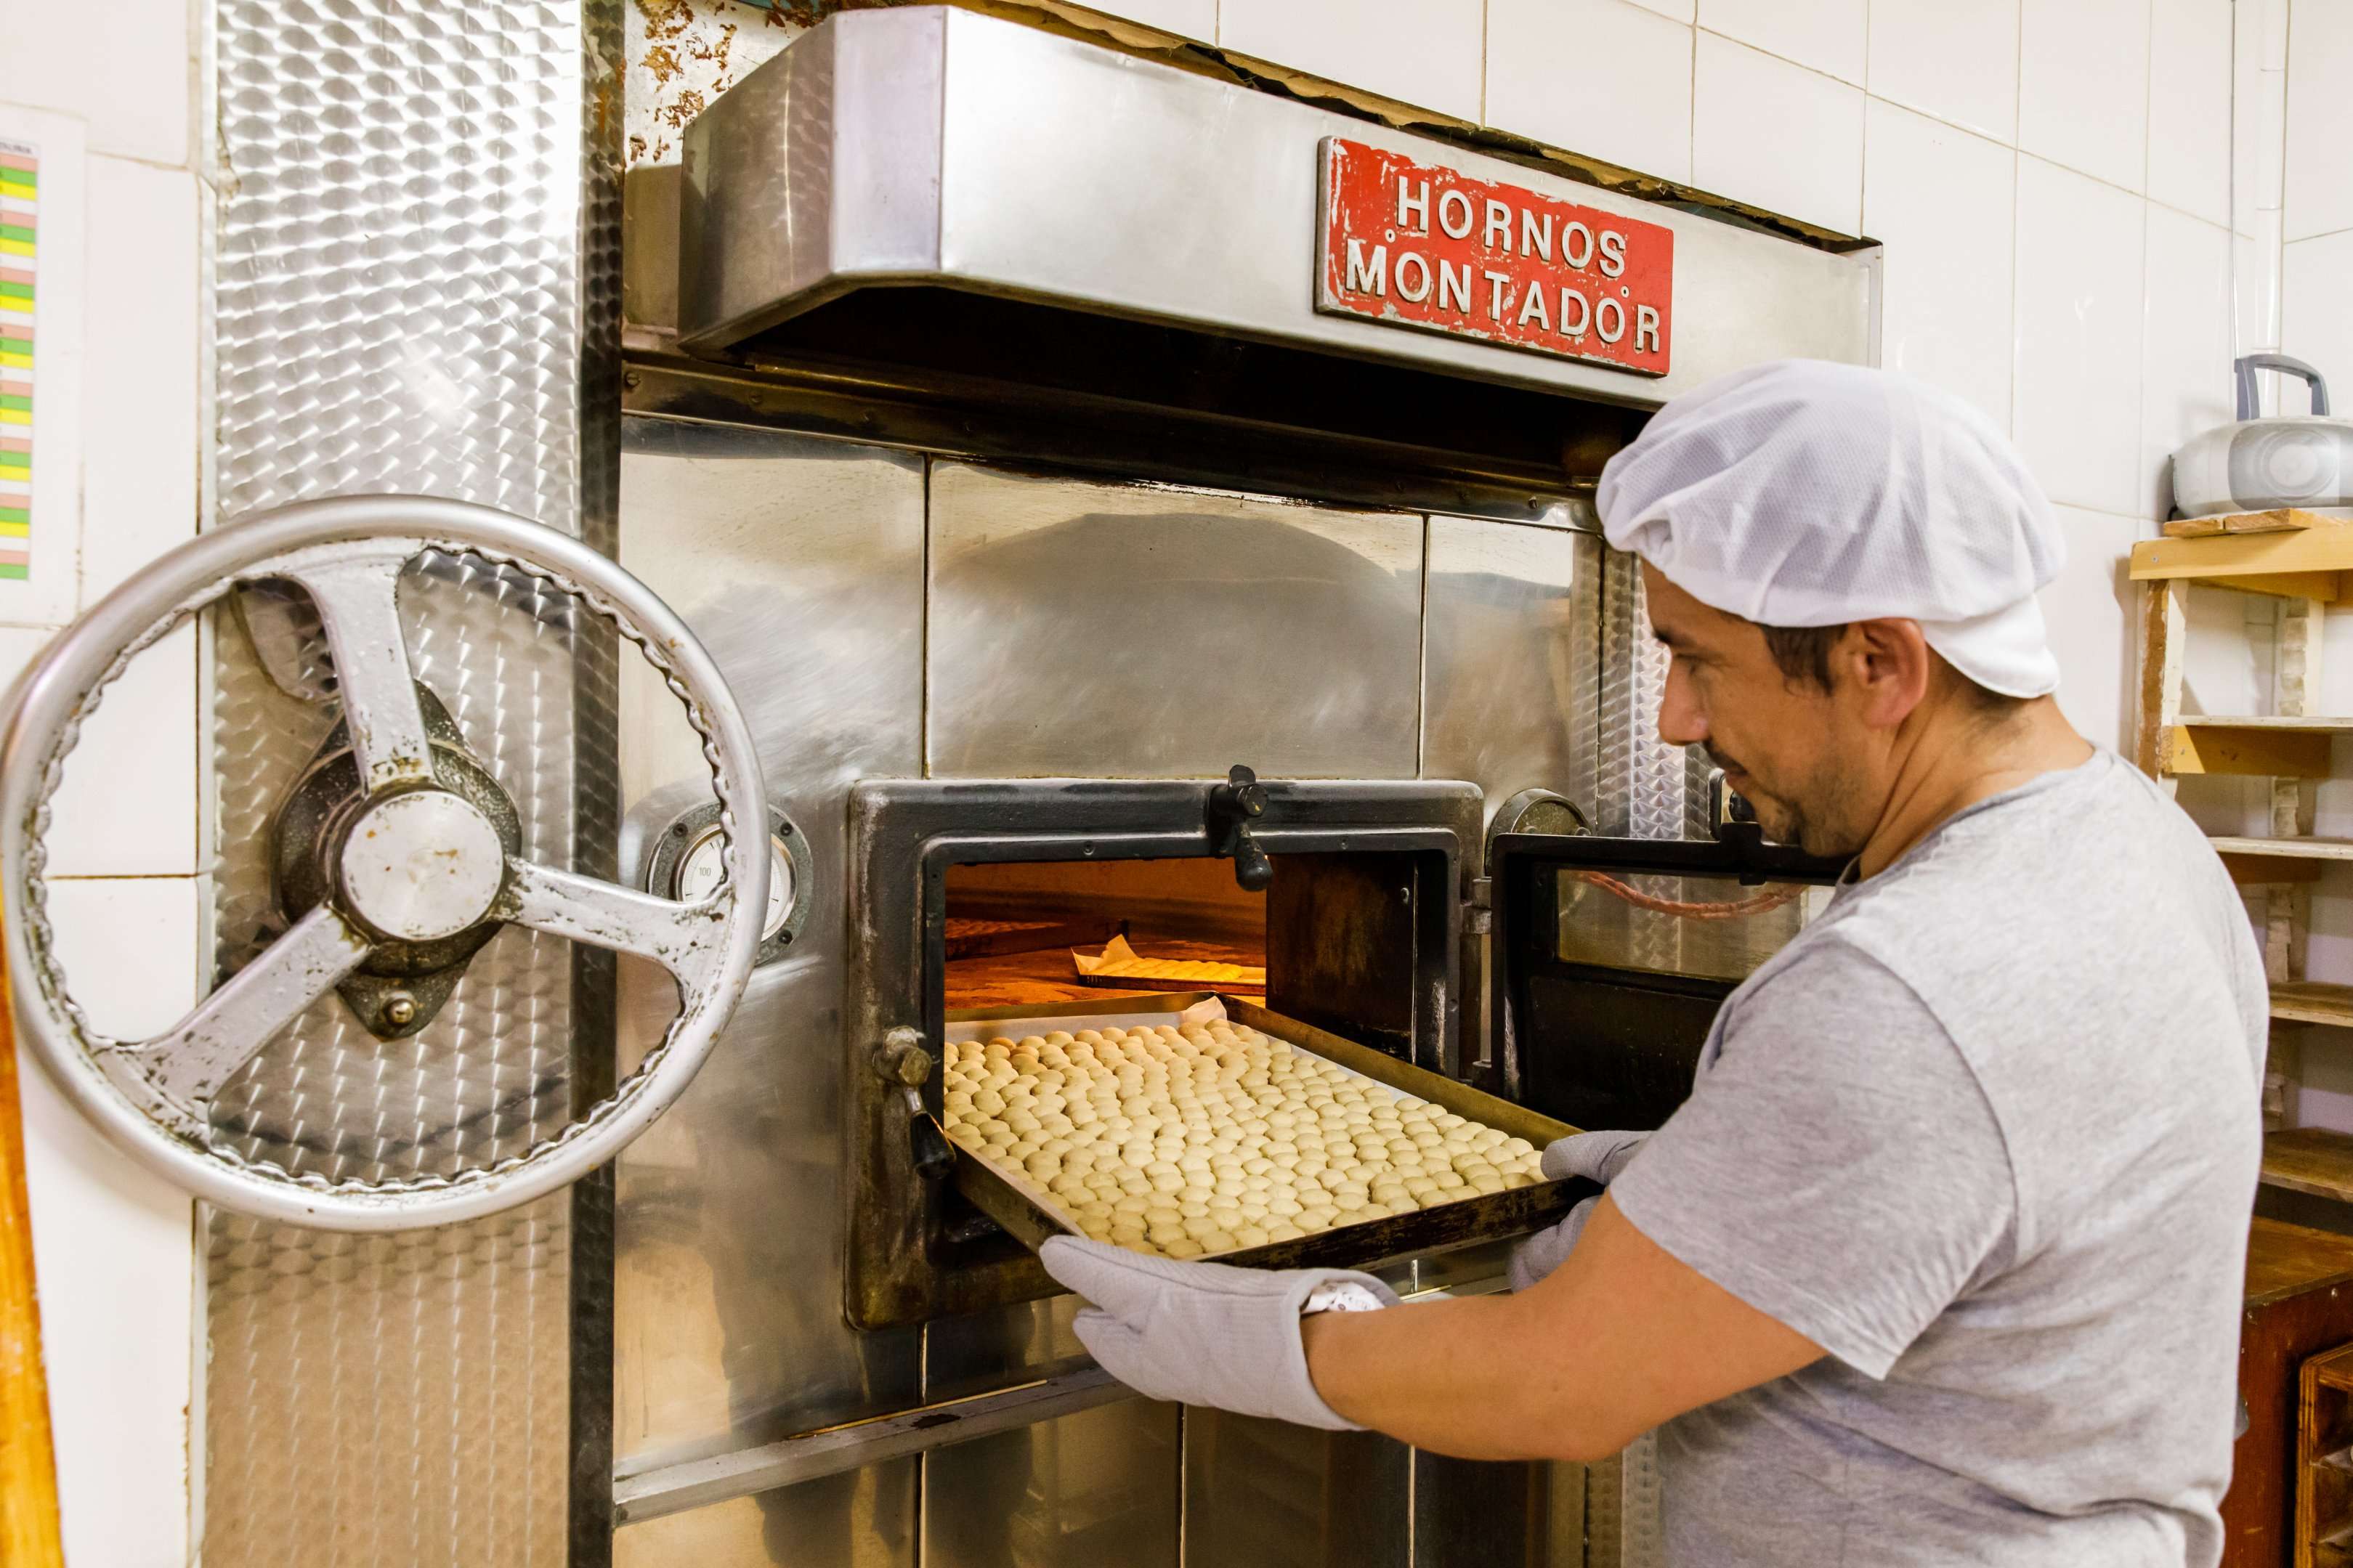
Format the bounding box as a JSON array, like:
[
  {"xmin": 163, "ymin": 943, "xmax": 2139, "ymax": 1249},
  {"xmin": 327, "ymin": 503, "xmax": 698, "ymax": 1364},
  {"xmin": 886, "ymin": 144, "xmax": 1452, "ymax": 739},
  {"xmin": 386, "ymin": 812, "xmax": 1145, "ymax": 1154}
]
[
  {"xmin": 612, "ymin": 416, "xmax": 926, "ymax": 1474},
  {"xmin": 1422, "ymin": 517, "xmax": 1604, "ymax": 834},
  {"xmin": 1595, "ymin": 546, "xmax": 1696, "ymax": 843},
  {"xmin": 681, "ymin": 9, "xmax": 1879, "ymax": 402},
  {"xmin": 926, "ymin": 463, "xmax": 1424, "ymax": 779},
  {"xmin": 923, "ymin": 1400, "xmax": 1182, "ymax": 1568},
  {"xmin": 613, "ymin": 1457, "xmax": 917, "ymax": 1568},
  {"xmin": 1184, "ymin": 1413, "xmax": 1411, "ymax": 1568},
  {"xmin": 204, "ymin": 0, "xmax": 615, "ymax": 1559}
]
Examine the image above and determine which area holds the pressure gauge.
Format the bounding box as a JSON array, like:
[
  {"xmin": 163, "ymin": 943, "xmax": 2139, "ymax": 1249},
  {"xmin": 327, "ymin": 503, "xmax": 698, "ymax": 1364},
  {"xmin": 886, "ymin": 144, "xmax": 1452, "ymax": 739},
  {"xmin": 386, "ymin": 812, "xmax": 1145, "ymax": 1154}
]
[
  {"xmin": 677, "ymin": 826, "xmax": 793, "ymax": 940},
  {"xmin": 646, "ymin": 803, "xmax": 810, "ymax": 964}
]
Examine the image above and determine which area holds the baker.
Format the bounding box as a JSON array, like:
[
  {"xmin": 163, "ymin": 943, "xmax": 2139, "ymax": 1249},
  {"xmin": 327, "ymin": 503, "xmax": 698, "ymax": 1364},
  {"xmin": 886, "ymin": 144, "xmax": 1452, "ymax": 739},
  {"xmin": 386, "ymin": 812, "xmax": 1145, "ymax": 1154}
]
[{"xmin": 1044, "ymin": 359, "xmax": 2267, "ymax": 1566}]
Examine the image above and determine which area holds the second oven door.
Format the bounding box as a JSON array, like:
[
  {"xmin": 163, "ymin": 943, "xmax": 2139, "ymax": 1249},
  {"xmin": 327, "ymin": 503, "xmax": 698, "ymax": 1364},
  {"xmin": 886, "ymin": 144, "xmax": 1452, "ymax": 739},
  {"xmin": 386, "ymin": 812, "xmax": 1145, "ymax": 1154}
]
[{"xmin": 1489, "ymin": 831, "xmax": 1847, "ymax": 1132}]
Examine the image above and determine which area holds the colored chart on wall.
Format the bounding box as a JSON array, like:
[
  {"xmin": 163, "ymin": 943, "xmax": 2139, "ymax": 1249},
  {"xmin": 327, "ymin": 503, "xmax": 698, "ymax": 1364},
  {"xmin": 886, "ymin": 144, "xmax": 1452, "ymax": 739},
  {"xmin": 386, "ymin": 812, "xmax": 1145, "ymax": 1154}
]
[{"xmin": 0, "ymin": 139, "xmax": 29, "ymax": 581}]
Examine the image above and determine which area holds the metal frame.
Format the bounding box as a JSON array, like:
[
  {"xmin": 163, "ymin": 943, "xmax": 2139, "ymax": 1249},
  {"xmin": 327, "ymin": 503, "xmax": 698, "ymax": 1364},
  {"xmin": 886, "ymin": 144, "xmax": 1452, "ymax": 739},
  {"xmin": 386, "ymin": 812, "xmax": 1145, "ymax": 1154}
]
[
  {"xmin": 678, "ymin": 9, "xmax": 1879, "ymax": 405},
  {"xmin": 1, "ymin": 495, "xmax": 770, "ymax": 1230},
  {"xmin": 842, "ymin": 776, "xmax": 1481, "ymax": 1331}
]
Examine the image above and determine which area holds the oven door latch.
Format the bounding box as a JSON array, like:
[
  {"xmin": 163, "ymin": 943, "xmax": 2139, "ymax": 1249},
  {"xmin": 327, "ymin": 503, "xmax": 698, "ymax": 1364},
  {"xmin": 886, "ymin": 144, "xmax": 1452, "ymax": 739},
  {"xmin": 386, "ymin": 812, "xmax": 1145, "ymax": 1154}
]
[
  {"xmin": 876, "ymin": 1028, "xmax": 955, "ymax": 1182},
  {"xmin": 1207, "ymin": 764, "xmax": 1276, "ymax": 891}
]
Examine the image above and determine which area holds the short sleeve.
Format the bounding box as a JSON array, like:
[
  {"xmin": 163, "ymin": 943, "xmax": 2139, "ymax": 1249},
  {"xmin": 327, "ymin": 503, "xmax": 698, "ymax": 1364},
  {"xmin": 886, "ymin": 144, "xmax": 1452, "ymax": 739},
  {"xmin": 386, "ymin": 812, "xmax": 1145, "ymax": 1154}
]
[{"xmin": 1608, "ymin": 939, "xmax": 2013, "ymax": 1378}]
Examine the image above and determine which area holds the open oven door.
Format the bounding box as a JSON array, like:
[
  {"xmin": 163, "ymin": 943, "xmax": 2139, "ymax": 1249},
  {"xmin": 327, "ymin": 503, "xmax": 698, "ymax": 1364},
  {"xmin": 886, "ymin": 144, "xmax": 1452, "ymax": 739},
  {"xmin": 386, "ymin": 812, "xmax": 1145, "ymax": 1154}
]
[{"xmin": 1488, "ymin": 818, "xmax": 1847, "ymax": 1134}]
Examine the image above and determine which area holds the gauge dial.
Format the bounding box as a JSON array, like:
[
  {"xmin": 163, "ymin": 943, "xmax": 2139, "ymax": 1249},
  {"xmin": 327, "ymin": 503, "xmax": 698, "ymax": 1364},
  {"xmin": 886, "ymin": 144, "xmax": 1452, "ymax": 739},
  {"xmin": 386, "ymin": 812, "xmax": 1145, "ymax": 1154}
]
[{"xmin": 676, "ymin": 826, "xmax": 795, "ymax": 942}]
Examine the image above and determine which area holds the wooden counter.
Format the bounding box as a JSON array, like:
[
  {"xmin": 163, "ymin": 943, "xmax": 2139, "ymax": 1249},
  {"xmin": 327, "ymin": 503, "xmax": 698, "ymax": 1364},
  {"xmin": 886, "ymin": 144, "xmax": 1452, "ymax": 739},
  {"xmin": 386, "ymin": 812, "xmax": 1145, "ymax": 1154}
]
[{"xmin": 2230, "ymin": 1219, "xmax": 2353, "ymax": 1567}]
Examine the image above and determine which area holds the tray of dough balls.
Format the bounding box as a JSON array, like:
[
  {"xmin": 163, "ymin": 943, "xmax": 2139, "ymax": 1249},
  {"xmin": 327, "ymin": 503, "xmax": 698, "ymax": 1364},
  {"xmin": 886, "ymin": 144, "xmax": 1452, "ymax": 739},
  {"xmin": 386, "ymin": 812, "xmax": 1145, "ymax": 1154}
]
[{"xmin": 939, "ymin": 993, "xmax": 1599, "ymax": 1272}]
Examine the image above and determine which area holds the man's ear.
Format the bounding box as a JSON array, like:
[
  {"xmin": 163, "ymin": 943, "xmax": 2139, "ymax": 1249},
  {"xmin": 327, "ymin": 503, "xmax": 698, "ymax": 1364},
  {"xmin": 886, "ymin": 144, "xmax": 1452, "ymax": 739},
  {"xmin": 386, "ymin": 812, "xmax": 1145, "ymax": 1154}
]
[{"xmin": 1839, "ymin": 619, "xmax": 1933, "ymax": 729}]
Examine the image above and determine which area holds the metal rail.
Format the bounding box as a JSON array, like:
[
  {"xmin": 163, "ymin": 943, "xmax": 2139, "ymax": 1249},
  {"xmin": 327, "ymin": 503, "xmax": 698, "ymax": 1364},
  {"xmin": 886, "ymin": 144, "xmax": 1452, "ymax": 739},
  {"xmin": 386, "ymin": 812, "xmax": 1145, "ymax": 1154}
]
[{"xmin": 610, "ymin": 1360, "xmax": 1132, "ymax": 1524}]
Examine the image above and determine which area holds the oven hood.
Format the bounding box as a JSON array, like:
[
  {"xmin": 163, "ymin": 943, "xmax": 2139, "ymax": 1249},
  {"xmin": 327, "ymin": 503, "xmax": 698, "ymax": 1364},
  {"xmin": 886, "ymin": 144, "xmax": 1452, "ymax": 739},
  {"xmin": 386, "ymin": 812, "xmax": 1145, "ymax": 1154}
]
[{"xmin": 676, "ymin": 6, "xmax": 1879, "ymax": 411}]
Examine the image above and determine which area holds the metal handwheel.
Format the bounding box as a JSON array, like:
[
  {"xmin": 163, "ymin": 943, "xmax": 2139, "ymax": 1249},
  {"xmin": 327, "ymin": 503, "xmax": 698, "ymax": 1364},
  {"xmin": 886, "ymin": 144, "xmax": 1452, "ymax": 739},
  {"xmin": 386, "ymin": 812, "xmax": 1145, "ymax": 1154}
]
[{"xmin": 0, "ymin": 495, "xmax": 769, "ymax": 1230}]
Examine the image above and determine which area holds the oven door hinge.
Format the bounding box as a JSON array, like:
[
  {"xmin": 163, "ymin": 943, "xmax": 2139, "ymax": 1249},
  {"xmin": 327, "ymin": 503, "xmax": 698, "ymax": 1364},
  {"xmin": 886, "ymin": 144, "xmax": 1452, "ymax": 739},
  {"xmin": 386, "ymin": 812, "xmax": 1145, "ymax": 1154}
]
[{"xmin": 1465, "ymin": 876, "xmax": 1494, "ymax": 936}]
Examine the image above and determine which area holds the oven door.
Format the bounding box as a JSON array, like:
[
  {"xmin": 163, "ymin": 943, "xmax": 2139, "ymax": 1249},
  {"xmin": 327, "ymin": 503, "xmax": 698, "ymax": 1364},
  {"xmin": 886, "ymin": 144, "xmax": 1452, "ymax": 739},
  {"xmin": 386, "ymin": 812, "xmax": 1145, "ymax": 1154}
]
[{"xmin": 1489, "ymin": 829, "xmax": 1847, "ymax": 1132}]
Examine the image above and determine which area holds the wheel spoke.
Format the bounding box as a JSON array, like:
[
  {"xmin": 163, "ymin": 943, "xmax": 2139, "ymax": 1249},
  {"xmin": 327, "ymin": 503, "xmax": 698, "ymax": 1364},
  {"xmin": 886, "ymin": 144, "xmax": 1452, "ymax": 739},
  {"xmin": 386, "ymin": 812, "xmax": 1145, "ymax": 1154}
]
[
  {"xmin": 495, "ymin": 858, "xmax": 726, "ymax": 982},
  {"xmin": 129, "ymin": 904, "xmax": 372, "ymax": 1109},
  {"xmin": 278, "ymin": 548, "xmax": 434, "ymax": 792}
]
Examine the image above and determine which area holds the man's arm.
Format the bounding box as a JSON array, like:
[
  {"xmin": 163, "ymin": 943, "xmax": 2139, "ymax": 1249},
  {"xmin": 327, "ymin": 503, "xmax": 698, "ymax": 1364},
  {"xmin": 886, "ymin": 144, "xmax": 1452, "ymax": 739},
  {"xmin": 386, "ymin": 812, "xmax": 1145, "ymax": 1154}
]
[{"xmin": 1302, "ymin": 1195, "xmax": 1821, "ymax": 1463}]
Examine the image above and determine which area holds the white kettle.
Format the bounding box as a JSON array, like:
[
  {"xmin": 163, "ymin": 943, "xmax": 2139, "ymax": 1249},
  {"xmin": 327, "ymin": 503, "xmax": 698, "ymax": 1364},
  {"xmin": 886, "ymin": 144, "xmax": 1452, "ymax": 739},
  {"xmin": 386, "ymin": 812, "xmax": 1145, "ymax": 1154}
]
[{"xmin": 2172, "ymin": 353, "xmax": 2353, "ymax": 519}]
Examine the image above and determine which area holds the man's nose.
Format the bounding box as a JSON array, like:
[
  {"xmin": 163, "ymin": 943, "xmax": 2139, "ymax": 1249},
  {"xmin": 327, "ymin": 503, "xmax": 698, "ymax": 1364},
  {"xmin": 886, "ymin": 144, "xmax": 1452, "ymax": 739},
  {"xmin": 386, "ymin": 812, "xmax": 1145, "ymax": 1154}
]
[{"xmin": 1657, "ymin": 662, "xmax": 1708, "ymax": 747}]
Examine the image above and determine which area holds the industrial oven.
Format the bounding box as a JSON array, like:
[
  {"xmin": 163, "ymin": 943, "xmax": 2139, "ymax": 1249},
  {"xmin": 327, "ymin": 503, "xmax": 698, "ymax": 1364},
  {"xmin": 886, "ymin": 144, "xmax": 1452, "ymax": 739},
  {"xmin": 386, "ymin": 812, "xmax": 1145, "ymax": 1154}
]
[{"xmin": 0, "ymin": 6, "xmax": 1878, "ymax": 1564}]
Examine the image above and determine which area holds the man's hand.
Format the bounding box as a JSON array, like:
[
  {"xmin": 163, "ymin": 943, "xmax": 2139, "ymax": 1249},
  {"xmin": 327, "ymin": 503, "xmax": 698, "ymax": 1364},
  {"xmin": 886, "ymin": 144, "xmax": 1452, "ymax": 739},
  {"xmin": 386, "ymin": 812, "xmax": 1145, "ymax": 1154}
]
[
  {"xmin": 1507, "ymin": 1129, "xmax": 1648, "ymax": 1291},
  {"xmin": 1040, "ymin": 1236, "xmax": 1397, "ymax": 1429}
]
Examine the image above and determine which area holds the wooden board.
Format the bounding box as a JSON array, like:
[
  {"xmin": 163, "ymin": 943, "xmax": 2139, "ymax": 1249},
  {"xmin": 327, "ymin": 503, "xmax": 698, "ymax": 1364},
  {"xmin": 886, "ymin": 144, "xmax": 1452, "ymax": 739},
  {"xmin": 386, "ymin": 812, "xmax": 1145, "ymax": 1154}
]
[
  {"xmin": 944, "ymin": 917, "xmax": 1124, "ymax": 961},
  {"xmin": 2218, "ymin": 837, "xmax": 2353, "ymax": 864},
  {"xmin": 0, "ymin": 917, "xmax": 62, "ymax": 1568},
  {"xmin": 1072, "ymin": 970, "xmax": 1265, "ymax": 996},
  {"xmin": 2164, "ymin": 508, "xmax": 2343, "ymax": 539},
  {"xmin": 2267, "ymin": 1129, "xmax": 2353, "ymax": 1207},
  {"xmin": 2277, "ymin": 984, "xmax": 2353, "ymax": 1030},
  {"xmin": 2133, "ymin": 529, "xmax": 2353, "ymax": 601},
  {"xmin": 2171, "ymin": 723, "xmax": 2344, "ymax": 778}
]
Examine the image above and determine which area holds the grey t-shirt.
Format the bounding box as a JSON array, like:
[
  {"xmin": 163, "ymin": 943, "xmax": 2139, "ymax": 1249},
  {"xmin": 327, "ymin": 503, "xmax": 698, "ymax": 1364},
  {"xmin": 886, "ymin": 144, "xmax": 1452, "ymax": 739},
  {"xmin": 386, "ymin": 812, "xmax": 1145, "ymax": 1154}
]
[{"xmin": 1609, "ymin": 750, "xmax": 2267, "ymax": 1567}]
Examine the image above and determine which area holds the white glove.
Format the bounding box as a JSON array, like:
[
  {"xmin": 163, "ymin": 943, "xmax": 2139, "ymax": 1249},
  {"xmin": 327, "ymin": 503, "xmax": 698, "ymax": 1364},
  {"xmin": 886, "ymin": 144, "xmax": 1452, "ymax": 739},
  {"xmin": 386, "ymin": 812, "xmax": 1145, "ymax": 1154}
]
[
  {"xmin": 1506, "ymin": 1129, "xmax": 1649, "ymax": 1293},
  {"xmin": 1040, "ymin": 1235, "xmax": 1399, "ymax": 1430}
]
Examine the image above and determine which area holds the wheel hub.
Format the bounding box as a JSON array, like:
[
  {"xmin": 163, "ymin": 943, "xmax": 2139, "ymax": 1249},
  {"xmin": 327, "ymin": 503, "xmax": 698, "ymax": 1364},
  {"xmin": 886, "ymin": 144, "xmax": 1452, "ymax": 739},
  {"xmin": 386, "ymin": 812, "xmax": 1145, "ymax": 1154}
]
[{"xmin": 337, "ymin": 789, "xmax": 508, "ymax": 943}]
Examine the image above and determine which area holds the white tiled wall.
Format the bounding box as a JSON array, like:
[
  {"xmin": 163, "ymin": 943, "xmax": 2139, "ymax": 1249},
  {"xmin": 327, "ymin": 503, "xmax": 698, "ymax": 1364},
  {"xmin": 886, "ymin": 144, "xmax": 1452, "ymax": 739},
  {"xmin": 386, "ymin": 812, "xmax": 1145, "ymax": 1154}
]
[
  {"xmin": 2, "ymin": 1, "xmax": 201, "ymax": 1562},
  {"xmin": 1069, "ymin": 2, "xmax": 2251, "ymax": 760}
]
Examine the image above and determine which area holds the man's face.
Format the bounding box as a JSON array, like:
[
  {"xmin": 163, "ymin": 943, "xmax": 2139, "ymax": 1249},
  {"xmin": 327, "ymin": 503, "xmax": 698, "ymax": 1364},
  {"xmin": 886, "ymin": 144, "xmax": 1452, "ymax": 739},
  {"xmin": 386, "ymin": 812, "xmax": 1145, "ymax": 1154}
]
[{"xmin": 1640, "ymin": 564, "xmax": 1879, "ymax": 858}]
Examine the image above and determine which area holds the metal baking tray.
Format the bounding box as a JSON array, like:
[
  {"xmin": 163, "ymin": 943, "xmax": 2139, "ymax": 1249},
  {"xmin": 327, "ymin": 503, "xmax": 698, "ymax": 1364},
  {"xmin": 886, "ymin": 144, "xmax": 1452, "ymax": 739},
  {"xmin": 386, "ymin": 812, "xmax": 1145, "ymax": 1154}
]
[{"xmin": 944, "ymin": 993, "xmax": 1597, "ymax": 1274}]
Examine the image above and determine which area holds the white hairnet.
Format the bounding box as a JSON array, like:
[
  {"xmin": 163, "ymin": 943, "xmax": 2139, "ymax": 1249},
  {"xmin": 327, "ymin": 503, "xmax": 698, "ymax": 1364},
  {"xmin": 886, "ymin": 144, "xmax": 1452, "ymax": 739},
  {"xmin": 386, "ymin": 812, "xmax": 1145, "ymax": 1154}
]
[{"xmin": 1597, "ymin": 359, "xmax": 2065, "ymax": 699}]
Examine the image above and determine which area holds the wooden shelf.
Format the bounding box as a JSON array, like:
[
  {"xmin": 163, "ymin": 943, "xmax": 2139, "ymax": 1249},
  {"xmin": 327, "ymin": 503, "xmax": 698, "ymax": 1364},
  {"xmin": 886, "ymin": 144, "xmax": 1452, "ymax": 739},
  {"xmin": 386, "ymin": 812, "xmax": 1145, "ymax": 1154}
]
[
  {"xmin": 2132, "ymin": 526, "xmax": 2353, "ymax": 602},
  {"xmin": 2265, "ymin": 1128, "xmax": 2353, "ymax": 1206},
  {"xmin": 2216, "ymin": 837, "xmax": 2353, "ymax": 884},
  {"xmin": 2164, "ymin": 507, "xmax": 2344, "ymax": 540},
  {"xmin": 2275, "ymin": 982, "xmax": 2353, "ymax": 1028},
  {"xmin": 2168, "ymin": 717, "xmax": 2353, "ymax": 777}
]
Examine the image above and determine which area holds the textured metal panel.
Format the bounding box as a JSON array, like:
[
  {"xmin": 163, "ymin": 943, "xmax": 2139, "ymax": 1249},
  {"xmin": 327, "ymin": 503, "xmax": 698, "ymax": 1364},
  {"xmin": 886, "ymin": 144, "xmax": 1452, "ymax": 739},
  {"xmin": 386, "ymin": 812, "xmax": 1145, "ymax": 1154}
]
[
  {"xmin": 203, "ymin": 0, "xmax": 613, "ymax": 1561},
  {"xmin": 1595, "ymin": 547, "xmax": 1696, "ymax": 844},
  {"xmin": 1183, "ymin": 1413, "xmax": 1411, "ymax": 1568},
  {"xmin": 1421, "ymin": 517, "xmax": 1603, "ymax": 834},
  {"xmin": 612, "ymin": 417, "xmax": 926, "ymax": 1472},
  {"xmin": 926, "ymin": 463, "xmax": 1424, "ymax": 780},
  {"xmin": 612, "ymin": 1458, "xmax": 917, "ymax": 1568},
  {"xmin": 681, "ymin": 9, "xmax": 1879, "ymax": 399},
  {"xmin": 922, "ymin": 1400, "xmax": 1181, "ymax": 1568}
]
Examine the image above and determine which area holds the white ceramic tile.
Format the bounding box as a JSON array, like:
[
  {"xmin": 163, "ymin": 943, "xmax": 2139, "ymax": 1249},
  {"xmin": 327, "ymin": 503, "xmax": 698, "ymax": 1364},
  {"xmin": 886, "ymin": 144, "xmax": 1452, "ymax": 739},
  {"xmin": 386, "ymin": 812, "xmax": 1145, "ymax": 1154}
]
[
  {"xmin": 1863, "ymin": 101, "xmax": 2016, "ymax": 426},
  {"xmin": 1866, "ymin": 0, "xmax": 2020, "ymax": 144},
  {"xmin": 2256, "ymin": 59, "xmax": 2290, "ymax": 214},
  {"xmin": 81, "ymin": 156, "xmax": 198, "ymax": 606},
  {"xmin": 0, "ymin": 1, "xmax": 190, "ymax": 166},
  {"xmin": 2284, "ymin": 0, "xmax": 2353, "ymax": 240},
  {"xmin": 1623, "ymin": 0, "xmax": 1695, "ymax": 19},
  {"xmin": 43, "ymin": 618, "xmax": 197, "ymax": 877},
  {"xmin": 2146, "ymin": 0, "xmax": 2232, "ymax": 225},
  {"xmin": 19, "ymin": 877, "xmax": 194, "ymax": 1568},
  {"xmin": 2013, "ymin": 155, "xmax": 2148, "ymax": 515},
  {"xmin": 2018, "ymin": 0, "xmax": 2152, "ymax": 193},
  {"xmin": 1082, "ymin": 0, "xmax": 1215, "ymax": 38},
  {"xmin": 2139, "ymin": 206, "xmax": 2235, "ymax": 519},
  {"xmin": 2038, "ymin": 505, "xmax": 2143, "ymax": 752},
  {"xmin": 1698, "ymin": 0, "xmax": 1865, "ymax": 82},
  {"xmin": 1486, "ymin": 0, "xmax": 1694, "ymax": 182},
  {"xmin": 2282, "ymin": 230, "xmax": 2353, "ymax": 410},
  {"xmin": 1220, "ymin": 0, "xmax": 1485, "ymax": 121},
  {"xmin": 1693, "ymin": 33, "xmax": 1865, "ymax": 232},
  {"xmin": 2240, "ymin": 213, "xmax": 2284, "ymax": 349}
]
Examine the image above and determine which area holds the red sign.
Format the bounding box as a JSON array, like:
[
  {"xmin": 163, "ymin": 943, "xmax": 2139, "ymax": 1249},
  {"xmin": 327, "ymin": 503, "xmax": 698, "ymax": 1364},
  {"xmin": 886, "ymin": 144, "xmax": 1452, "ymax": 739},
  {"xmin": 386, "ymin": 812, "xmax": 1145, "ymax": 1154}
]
[{"xmin": 1316, "ymin": 137, "xmax": 1673, "ymax": 377}]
